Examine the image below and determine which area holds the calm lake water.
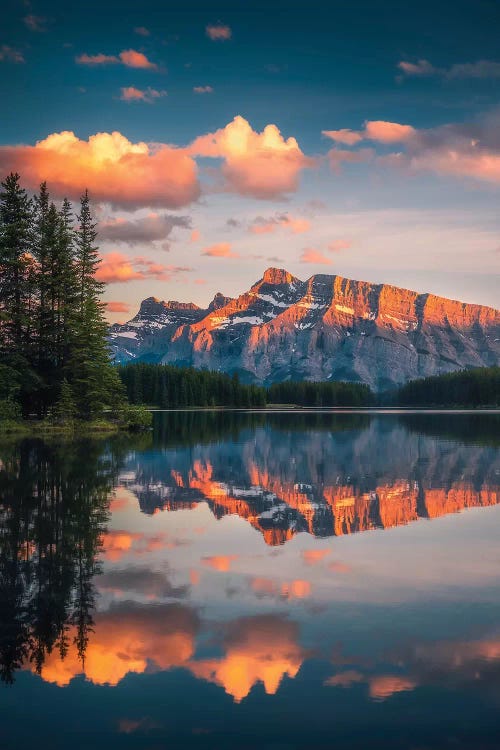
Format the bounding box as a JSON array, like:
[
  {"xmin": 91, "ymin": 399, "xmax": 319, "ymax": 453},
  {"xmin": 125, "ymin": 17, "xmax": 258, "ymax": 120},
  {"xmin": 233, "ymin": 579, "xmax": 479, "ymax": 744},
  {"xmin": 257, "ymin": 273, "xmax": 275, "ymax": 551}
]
[{"xmin": 1, "ymin": 410, "xmax": 500, "ymax": 749}]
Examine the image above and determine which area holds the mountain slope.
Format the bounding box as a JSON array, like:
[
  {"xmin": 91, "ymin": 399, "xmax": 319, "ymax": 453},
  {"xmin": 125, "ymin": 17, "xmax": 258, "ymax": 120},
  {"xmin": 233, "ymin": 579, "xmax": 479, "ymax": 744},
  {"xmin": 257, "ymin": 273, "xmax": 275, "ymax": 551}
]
[{"xmin": 109, "ymin": 268, "xmax": 500, "ymax": 390}]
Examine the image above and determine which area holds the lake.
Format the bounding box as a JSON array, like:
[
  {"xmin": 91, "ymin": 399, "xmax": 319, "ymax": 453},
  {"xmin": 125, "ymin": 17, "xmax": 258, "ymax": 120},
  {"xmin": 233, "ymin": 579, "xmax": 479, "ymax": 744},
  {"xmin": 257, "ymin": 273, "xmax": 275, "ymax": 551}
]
[{"xmin": 1, "ymin": 410, "xmax": 500, "ymax": 749}]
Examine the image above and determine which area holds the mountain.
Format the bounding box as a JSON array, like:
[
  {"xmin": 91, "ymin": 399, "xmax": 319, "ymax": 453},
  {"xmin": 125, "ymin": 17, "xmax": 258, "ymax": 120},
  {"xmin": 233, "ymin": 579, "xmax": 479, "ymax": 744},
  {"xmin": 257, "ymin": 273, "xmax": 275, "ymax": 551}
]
[
  {"xmin": 118, "ymin": 418, "xmax": 500, "ymax": 546},
  {"xmin": 109, "ymin": 268, "xmax": 500, "ymax": 390}
]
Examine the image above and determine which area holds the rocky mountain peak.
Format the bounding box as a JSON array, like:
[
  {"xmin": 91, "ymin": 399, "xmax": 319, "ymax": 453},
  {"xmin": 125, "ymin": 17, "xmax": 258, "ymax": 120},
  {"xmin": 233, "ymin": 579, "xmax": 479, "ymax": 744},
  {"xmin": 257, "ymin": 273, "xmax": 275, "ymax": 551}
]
[
  {"xmin": 208, "ymin": 292, "xmax": 234, "ymax": 312},
  {"xmin": 261, "ymin": 267, "xmax": 299, "ymax": 286}
]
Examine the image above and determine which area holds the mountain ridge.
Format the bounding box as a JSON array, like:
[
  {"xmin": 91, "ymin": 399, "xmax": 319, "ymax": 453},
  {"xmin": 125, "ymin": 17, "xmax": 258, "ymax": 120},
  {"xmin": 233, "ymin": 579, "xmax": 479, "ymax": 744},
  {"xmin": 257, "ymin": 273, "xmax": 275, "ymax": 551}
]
[{"xmin": 109, "ymin": 267, "xmax": 500, "ymax": 390}]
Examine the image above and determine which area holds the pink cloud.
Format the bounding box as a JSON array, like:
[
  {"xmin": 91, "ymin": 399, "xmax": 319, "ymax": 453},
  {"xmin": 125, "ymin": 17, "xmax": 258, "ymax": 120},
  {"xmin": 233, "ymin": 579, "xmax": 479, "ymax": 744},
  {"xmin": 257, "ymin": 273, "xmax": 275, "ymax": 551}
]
[
  {"xmin": 193, "ymin": 85, "xmax": 214, "ymax": 94},
  {"xmin": 189, "ymin": 115, "xmax": 314, "ymax": 198},
  {"xmin": 134, "ymin": 26, "xmax": 150, "ymax": 37},
  {"xmin": 250, "ymin": 213, "xmax": 310, "ymax": 235},
  {"xmin": 190, "ymin": 229, "xmax": 201, "ymax": 242},
  {"xmin": 0, "ymin": 45, "xmax": 25, "ymax": 64},
  {"xmin": 0, "ymin": 130, "xmax": 200, "ymax": 209},
  {"xmin": 120, "ymin": 86, "xmax": 167, "ymax": 103},
  {"xmin": 202, "ymin": 242, "xmax": 239, "ymax": 258},
  {"xmin": 322, "ymin": 129, "xmax": 363, "ymax": 146},
  {"xmin": 328, "ymin": 239, "xmax": 351, "ymax": 252},
  {"xmin": 300, "ymin": 248, "xmax": 333, "ymax": 265},
  {"xmin": 397, "ymin": 59, "xmax": 436, "ymax": 76},
  {"xmin": 364, "ymin": 120, "xmax": 416, "ymax": 144},
  {"xmin": 106, "ymin": 301, "xmax": 131, "ymax": 313},
  {"xmin": 206, "ymin": 24, "xmax": 232, "ymax": 41},
  {"xmin": 76, "ymin": 49, "xmax": 158, "ymax": 69},
  {"xmin": 119, "ymin": 49, "xmax": 158, "ymax": 69},
  {"xmin": 96, "ymin": 252, "xmax": 192, "ymax": 283}
]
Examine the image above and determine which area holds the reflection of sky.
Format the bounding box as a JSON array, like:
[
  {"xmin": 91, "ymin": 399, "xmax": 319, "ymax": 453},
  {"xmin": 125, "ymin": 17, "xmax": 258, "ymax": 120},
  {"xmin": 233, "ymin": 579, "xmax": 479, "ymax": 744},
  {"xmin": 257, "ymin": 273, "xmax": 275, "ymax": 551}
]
[{"xmin": 8, "ymin": 415, "xmax": 500, "ymax": 748}]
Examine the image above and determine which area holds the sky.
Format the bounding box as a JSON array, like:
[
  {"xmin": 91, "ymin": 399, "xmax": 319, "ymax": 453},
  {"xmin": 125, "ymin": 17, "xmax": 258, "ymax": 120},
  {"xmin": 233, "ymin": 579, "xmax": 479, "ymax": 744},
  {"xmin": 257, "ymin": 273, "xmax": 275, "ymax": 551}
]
[{"xmin": 1, "ymin": 0, "xmax": 500, "ymax": 322}]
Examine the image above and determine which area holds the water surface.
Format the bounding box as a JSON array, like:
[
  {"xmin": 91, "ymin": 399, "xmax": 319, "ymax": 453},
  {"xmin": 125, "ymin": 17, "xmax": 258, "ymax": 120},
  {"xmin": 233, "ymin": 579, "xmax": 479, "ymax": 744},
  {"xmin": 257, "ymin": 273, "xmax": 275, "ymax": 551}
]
[{"xmin": 1, "ymin": 411, "xmax": 500, "ymax": 749}]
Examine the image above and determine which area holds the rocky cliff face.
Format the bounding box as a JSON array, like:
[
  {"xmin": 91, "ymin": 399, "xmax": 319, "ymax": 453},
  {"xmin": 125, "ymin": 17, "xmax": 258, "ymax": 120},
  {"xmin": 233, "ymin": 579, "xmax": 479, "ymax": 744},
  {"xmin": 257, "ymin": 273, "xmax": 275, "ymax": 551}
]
[{"xmin": 109, "ymin": 268, "xmax": 500, "ymax": 389}]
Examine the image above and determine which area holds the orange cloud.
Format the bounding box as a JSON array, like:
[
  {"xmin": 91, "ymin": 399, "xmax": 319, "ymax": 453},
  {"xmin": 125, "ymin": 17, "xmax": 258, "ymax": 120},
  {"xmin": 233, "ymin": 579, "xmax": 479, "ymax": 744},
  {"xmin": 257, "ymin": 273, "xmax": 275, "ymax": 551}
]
[
  {"xmin": 0, "ymin": 130, "xmax": 199, "ymax": 209},
  {"xmin": 120, "ymin": 86, "xmax": 167, "ymax": 103},
  {"xmin": 106, "ymin": 301, "xmax": 131, "ymax": 313},
  {"xmin": 101, "ymin": 530, "xmax": 142, "ymax": 562},
  {"xmin": 193, "ymin": 85, "xmax": 214, "ymax": 94},
  {"xmin": 281, "ymin": 579, "xmax": 311, "ymax": 599},
  {"xmin": 190, "ymin": 229, "xmax": 201, "ymax": 242},
  {"xmin": 188, "ymin": 615, "xmax": 306, "ymax": 702},
  {"xmin": 369, "ymin": 675, "xmax": 417, "ymax": 700},
  {"xmin": 301, "ymin": 548, "xmax": 331, "ymax": 566},
  {"xmin": 76, "ymin": 49, "xmax": 158, "ymax": 69},
  {"xmin": 328, "ymin": 239, "xmax": 351, "ymax": 252},
  {"xmin": 202, "ymin": 242, "xmax": 239, "ymax": 258},
  {"xmin": 398, "ymin": 59, "xmax": 436, "ymax": 76},
  {"xmin": 206, "ymin": 24, "xmax": 232, "ymax": 41},
  {"xmin": 202, "ymin": 554, "xmax": 238, "ymax": 572},
  {"xmin": 363, "ymin": 120, "xmax": 416, "ymax": 144},
  {"xmin": 324, "ymin": 121, "xmax": 415, "ymax": 146},
  {"xmin": 322, "ymin": 129, "xmax": 363, "ymax": 146},
  {"xmin": 189, "ymin": 115, "xmax": 313, "ymax": 198},
  {"xmin": 32, "ymin": 602, "xmax": 199, "ymax": 686},
  {"xmin": 96, "ymin": 252, "xmax": 191, "ymax": 283},
  {"xmin": 327, "ymin": 147, "xmax": 374, "ymax": 172},
  {"xmin": 300, "ymin": 248, "xmax": 333, "ymax": 265}
]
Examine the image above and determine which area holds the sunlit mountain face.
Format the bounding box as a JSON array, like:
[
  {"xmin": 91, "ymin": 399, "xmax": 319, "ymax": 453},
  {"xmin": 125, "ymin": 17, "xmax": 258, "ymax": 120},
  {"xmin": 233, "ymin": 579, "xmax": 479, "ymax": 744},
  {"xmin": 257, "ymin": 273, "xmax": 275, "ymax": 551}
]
[{"xmin": 2, "ymin": 412, "xmax": 500, "ymax": 749}]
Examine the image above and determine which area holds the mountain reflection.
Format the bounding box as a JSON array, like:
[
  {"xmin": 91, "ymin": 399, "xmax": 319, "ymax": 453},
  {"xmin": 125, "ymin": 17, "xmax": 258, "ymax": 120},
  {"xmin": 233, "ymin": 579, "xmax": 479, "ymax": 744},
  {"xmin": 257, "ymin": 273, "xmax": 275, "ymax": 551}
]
[{"xmin": 121, "ymin": 412, "xmax": 500, "ymax": 545}]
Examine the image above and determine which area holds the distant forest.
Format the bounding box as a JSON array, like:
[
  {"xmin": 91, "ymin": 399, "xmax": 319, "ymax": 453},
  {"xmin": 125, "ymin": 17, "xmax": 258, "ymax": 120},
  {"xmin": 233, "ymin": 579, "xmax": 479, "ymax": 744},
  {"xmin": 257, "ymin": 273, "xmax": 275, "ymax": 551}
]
[
  {"xmin": 118, "ymin": 363, "xmax": 267, "ymax": 408},
  {"xmin": 393, "ymin": 366, "xmax": 500, "ymax": 407},
  {"xmin": 118, "ymin": 363, "xmax": 499, "ymax": 409}
]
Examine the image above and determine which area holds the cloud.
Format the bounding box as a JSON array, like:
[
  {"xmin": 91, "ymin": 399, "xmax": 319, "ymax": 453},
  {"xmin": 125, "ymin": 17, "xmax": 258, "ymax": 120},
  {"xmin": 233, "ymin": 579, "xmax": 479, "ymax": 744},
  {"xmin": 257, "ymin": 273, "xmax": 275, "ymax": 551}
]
[
  {"xmin": 327, "ymin": 147, "xmax": 374, "ymax": 172},
  {"xmin": 120, "ymin": 86, "xmax": 167, "ymax": 103},
  {"xmin": 202, "ymin": 242, "xmax": 239, "ymax": 258},
  {"xmin": 190, "ymin": 229, "xmax": 201, "ymax": 242},
  {"xmin": 250, "ymin": 213, "xmax": 310, "ymax": 235},
  {"xmin": 98, "ymin": 565, "xmax": 189, "ymax": 599},
  {"xmin": 369, "ymin": 675, "xmax": 417, "ymax": 700},
  {"xmin": 99, "ymin": 213, "xmax": 190, "ymax": 244},
  {"xmin": 322, "ymin": 129, "xmax": 363, "ymax": 146},
  {"xmin": 96, "ymin": 252, "xmax": 192, "ymax": 283},
  {"xmin": 188, "ymin": 614, "xmax": 306, "ymax": 702},
  {"xmin": 31, "ymin": 601, "xmax": 199, "ymax": 686},
  {"xmin": 202, "ymin": 554, "xmax": 238, "ymax": 571},
  {"xmin": 0, "ymin": 130, "xmax": 200, "ymax": 209},
  {"xmin": 398, "ymin": 58, "xmax": 500, "ymax": 79},
  {"xmin": 76, "ymin": 49, "xmax": 158, "ymax": 69},
  {"xmin": 324, "ymin": 120, "xmax": 415, "ymax": 146},
  {"xmin": 189, "ymin": 115, "xmax": 314, "ymax": 198},
  {"xmin": 206, "ymin": 24, "xmax": 232, "ymax": 41},
  {"xmin": 328, "ymin": 239, "xmax": 351, "ymax": 252},
  {"xmin": 324, "ymin": 113, "xmax": 500, "ymax": 185},
  {"xmin": 23, "ymin": 14, "xmax": 47, "ymax": 32},
  {"xmin": 301, "ymin": 548, "xmax": 331, "ymax": 566},
  {"xmin": 251, "ymin": 577, "xmax": 312, "ymax": 600},
  {"xmin": 106, "ymin": 301, "xmax": 131, "ymax": 313},
  {"xmin": 0, "ymin": 45, "xmax": 25, "ymax": 63},
  {"xmin": 134, "ymin": 26, "xmax": 150, "ymax": 37},
  {"xmin": 397, "ymin": 59, "xmax": 437, "ymax": 77},
  {"xmin": 300, "ymin": 248, "xmax": 333, "ymax": 265},
  {"xmin": 193, "ymin": 85, "xmax": 214, "ymax": 94}
]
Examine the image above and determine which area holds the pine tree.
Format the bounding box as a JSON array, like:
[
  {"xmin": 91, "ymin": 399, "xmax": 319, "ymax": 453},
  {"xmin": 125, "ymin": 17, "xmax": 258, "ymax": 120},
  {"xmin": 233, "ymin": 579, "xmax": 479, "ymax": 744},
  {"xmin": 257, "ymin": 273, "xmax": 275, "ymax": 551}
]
[{"xmin": 0, "ymin": 174, "xmax": 33, "ymax": 357}]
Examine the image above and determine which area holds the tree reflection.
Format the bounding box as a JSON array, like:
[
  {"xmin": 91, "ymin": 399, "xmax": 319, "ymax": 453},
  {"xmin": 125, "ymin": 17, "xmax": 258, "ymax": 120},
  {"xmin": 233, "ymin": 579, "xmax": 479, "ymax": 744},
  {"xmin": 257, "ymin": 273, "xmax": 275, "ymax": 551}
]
[{"xmin": 0, "ymin": 438, "xmax": 118, "ymax": 683}]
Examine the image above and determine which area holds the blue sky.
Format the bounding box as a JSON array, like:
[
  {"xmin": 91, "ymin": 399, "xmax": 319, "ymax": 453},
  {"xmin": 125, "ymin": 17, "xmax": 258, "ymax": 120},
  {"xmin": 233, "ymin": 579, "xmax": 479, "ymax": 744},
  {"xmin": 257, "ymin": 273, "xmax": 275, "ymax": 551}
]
[{"xmin": 1, "ymin": 0, "xmax": 500, "ymax": 319}]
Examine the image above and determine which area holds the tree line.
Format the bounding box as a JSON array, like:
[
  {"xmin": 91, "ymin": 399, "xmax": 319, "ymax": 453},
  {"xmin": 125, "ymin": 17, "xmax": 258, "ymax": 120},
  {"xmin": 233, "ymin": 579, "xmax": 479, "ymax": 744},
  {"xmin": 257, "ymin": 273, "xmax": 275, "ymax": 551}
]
[
  {"xmin": 0, "ymin": 173, "xmax": 127, "ymax": 423},
  {"xmin": 267, "ymin": 379, "xmax": 374, "ymax": 407},
  {"xmin": 118, "ymin": 363, "xmax": 267, "ymax": 408},
  {"xmin": 393, "ymin": 366, "xmax": 500, "ymax": 407}
]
